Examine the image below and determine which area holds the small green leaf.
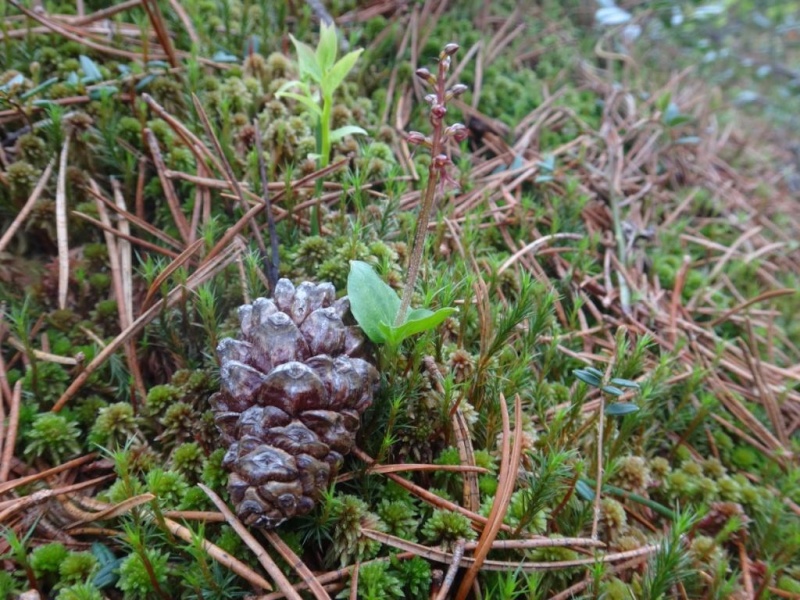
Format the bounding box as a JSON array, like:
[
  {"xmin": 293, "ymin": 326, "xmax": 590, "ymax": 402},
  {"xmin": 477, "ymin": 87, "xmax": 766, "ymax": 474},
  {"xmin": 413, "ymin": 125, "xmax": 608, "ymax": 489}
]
[
  {"xmin": 604, "ymin": 403, "xmax": 639, "ymax": 416},
  {"xmin": 79, "ymin": 55, "xmax": 102, "ymax": 82},
  {"xmin": 601, "ymin": 385, "xmax": 624, "ymax": 397},
  {"xmin": 575, "ymin": 480, "xmax": 595, "ymax": 501},
  {"xmin": 19, "ymin": 77, "xmax": 59, "ymax": 100},
  {"xmin": 135, "ymin": 73, "xmax": 156, "ymax": 91},
  {"xmin": 212, "ymin": 50, "xmax": 239, "ymax": 63},
  {"xmin": 316, "ymin": 22, "xmax": 338, "ymax": 72},
  {"xmin": 347, "ymin": 261, "xmax": 400, "ymax": 344},
  {"xmin": 330, "ymin": 125, "xmax": 367, "ymax": 142},
  {"xmin": 275, "ymin": 91, "xmax": 323, "ymax": 116},
  {"xmin": 376, "ymin": 320, "xmax": 399, "ymax": 347},
  {"xmin": 392, "ymin": 307, "xmax": 457, "ymax": 342},
  {"xmin": 656, "ymin": 91, "xmax": 671, "ymax": 114},
  {"xmin": 609, "ymin": 377, "xmax": 640, "ymax": 390},
  {"xmin": 89, "ymin": 85, "xmax": 119, "ymax": 100},
  {"xmin": 324, "ymin": 49, "xmax": 363, "ymax": 95},
  {"xmin": 574, "ymin": 369, "xmax": 601, "ymax": 387},
  {"xmin": 91, "ymin": 542, "xmax": 120, "ymax": 588},
  {"xmin": 585, "ymin": 367, "xmax": 604, "ymax": 377},
  {"xmin": 0, "ymin": 73, "xmax": 25, "ymax": 92},
  {"xmin": 290, "ymin": 34, "xmax": 322, "ymax": 82}
]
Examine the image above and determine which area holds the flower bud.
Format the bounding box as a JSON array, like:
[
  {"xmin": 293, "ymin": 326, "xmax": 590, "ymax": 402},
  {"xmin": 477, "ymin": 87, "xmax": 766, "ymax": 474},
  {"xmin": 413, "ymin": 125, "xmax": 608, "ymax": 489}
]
[
  {"xmin": 445, "ymin": 123, "xmax": 468, "ymax": 142},
  {"xmin": 431, "ymin": 103, "xmax": 447, "ymax": 120},
  {"xmin": 443, "ymin": 43, "xmax": 460, "ymax": 56},
  {"xmin": 432, "ymin": 154, "xmax": 451, "ymax": 169},
  {"xmin": 424, "ymin": 93, "xmax": 437, "ymax": 105},
  {"xmin": 446, "ymin": 84, "xmax": 469, "ymax": 102},
  {"xmin": 406, "ymin": 131, "xmax": 431, "ymax": 147},
  {"xmin": 415, "ymin": 68, "xmax": 436, "ymax": 86}
]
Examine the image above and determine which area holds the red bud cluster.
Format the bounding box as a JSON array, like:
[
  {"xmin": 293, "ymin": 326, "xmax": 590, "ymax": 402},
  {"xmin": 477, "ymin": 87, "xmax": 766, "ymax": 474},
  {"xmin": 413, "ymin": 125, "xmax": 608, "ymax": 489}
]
[
  {"xmin": 406, "ymin": 42, "xmax": 469, "ymax": 193},
  {"xmin": 396, "ymin": 42, "xmax": 470, "ymax": 325}
]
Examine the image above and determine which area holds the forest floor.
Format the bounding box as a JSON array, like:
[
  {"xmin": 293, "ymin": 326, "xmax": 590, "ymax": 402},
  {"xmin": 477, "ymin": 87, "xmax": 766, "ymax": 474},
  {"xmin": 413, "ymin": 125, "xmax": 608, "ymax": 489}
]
[{"xmin": 0, "ymin": 1, "xmax": 799, "ymax": 599}]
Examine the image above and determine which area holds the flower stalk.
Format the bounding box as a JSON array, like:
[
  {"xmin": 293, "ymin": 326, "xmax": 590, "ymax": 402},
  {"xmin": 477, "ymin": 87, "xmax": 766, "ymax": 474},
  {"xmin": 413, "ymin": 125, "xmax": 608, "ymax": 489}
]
[{"xmin": 395, "ymin": 43, "xmax": 467, "ymax": 325}]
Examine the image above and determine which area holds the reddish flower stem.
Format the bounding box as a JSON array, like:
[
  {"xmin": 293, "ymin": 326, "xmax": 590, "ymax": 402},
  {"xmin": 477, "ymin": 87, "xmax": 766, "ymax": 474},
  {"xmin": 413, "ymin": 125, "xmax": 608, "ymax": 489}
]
[{"xmin": 395, "ymin": 49, "xmax": 456, "ymax": 326}]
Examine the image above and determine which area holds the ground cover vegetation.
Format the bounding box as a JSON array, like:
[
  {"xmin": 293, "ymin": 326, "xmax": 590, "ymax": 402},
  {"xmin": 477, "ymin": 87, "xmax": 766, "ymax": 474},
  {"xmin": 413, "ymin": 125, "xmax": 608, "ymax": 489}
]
[{"xmin": 0, "ymin": 0, "xmax": 799, "ymax": 598}]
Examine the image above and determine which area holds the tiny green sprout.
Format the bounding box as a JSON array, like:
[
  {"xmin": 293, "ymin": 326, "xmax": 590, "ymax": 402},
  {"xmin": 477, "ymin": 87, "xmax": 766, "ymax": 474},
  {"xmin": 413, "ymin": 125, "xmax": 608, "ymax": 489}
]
[
  {"xmin": 276, "ymin": 22, "xmax": 367, "ymax": 168},
  {"xmin": 347, "ymin": 260, "xmax": 455, "ymax": 348},
  {"xmin": 573, "ymin": 367, "xmax": 641, "ymax": 416}
]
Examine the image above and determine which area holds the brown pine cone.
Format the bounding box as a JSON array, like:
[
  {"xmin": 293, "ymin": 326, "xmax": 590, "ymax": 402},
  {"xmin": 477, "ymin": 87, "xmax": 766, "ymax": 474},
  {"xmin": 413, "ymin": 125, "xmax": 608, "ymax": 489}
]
[{"xmin": 210, "ymin": 279, "xmax": 379, "ymax": 527}]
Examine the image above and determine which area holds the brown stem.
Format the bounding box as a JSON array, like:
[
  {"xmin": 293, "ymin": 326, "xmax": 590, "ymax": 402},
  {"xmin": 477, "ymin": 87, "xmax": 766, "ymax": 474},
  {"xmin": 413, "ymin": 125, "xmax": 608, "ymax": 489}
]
[{"xmin": 395, "ymin": 58, "xmax": 450, "ymax": 326}]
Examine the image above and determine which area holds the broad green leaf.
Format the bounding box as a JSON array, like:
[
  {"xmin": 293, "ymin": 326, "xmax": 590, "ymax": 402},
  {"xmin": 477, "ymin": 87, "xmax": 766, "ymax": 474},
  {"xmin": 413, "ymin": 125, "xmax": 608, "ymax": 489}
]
[
  {"xmin": 324, "ymin": 49, "xmax": 363, "ymax": 95},
  {"xmin": 377, "ymin": 320, "xmax": 399, "ymax": 347},
  {"xmin": 316, "ymin": 22, "xmax": 338, "ymax": 72},
  {"xmin": 330, "ymin": 125, "xmax": 367, "ymax": 142},
  {"xmin": 604, "ymin": 402, "xmax": 640, "ymax": 416},
  {"xmin": 79, "ymin": 55, "xmax": 102, "ymax": 82},
  {"xmin": 392, "ymin": 307, "xmax": 456, "ymax": 342},
  {"xmin": 347, "ymin": 261, "xmax": 400, "ymax": 344},
  {"xmin": 573, "ymin": 369, "xmax": 601, "ymax": 387},
  {"xmin": 290, "ymin": 34, "xmax": 322, "ymax": 82}
]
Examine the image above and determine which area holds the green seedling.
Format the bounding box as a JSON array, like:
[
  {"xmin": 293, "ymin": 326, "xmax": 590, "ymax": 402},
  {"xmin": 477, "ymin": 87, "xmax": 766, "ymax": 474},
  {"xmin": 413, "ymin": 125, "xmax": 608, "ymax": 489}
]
[
  {"xmin": 277, "ymin": 22, "xmax": 367, "ymax": 168},
  {"xmin": 347, "ymin": 260, "xmax": 455, "ymax": 348},
  {"xmin": 573, "ymin": 366, "xmax": 641, "ymax": 415}
]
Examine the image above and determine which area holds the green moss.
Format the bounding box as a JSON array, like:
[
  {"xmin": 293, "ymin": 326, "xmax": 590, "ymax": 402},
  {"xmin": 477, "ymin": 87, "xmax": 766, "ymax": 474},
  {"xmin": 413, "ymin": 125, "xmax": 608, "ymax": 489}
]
[
  {"xmin": 354, "ymin": 561, "xmax": 404, "ymax": 599},
  {"xmin": 421, "ymin": 509, "xmax": 476, "ymax": 549},
  {"xmin": 24, "ymin": 413, "xmax": 81, "ymax": 463},
  {"xmin": 59, "ymin": 552, "xmax": 98, "ymax": 584},
  {"xmin": 56, "ymin": 583, "xmax": 104, "ymax": 600},
  {"xmin": 171, "ymin": 442, "xmax": 205, "ymax": 481},
  {"xmin": 6, "ymin": 161, "xmax": 39, "ymax": 201},
  {"xmin": 376, "ymin": 499, "xmax": 418, "ymax": 540},
  {"xmin": 146, "ymin": 468, "xmax": 189, "ymax": 507},
  {"xmin": 116, "ymin": 549, "xmax": 170, "ymax": 599},
  {"xmin": 30, "ymin": 542, "xmax": 69, "ymax": 578},
  {"xmin": 89, "ymin": 402, "xmax": 137, "ymax": 447}
]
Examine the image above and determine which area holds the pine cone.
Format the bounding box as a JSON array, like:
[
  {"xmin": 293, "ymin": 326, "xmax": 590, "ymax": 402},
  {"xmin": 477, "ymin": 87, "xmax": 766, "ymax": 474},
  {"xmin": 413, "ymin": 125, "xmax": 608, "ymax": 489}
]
[{"xmin": 210, "ymin": 279, "xmax": 379, "ymax": 527}]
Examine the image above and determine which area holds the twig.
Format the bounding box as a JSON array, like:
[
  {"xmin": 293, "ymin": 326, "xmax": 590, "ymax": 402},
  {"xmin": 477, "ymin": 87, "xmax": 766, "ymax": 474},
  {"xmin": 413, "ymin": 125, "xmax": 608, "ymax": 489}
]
[
  {"xmin": 191, "ymin": 95, "xmax": 267, "ymax": 258},
  {"xmin": 198, "ymin": 484, "xmax": 301, "ymax": 600},
  {"xmin": 55, "ymin": 137, "xmax": 71, "ymax": 309},
  {"xmin": 168, "ymin": 0, "xmax": 199, "ymax": 45},
  {"xmin": 263, "ymin": 531, "xmax": 331, "ymax": 600},
  {"xmin": 161, "ymin": 515, "xmax": 274, "ymax": 593},
  {"xmin": 254, "ymin": 120, "xmax": 280, "ymax": 293},
  {"xmin": 52, "ymin": 244, "xmax": 239, "ymax": 411},
  {"xmin": 0, "ymin": 158, "xmax": 55, "ymax": 253},
  {"xmin": 144, "ymin": 128, "xmax": 192, "ymax": 244},
  {"xmin": 455, "ymin": 394, "xmax": 523, "ymax": 599},
  {"xmin": 435, "ymin": 539, "xmax": 465, "ymax": 600},
  {"xmin": 0, "ymin": 382, "xmax": 21, "ymax": 483},
  {"xmin": 141, "ymin": 0, "xmax": 179, "ymax": 68},
  {"xmin": 361, "ymin": 528, "xmax": 658, "ymax": 572}
]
